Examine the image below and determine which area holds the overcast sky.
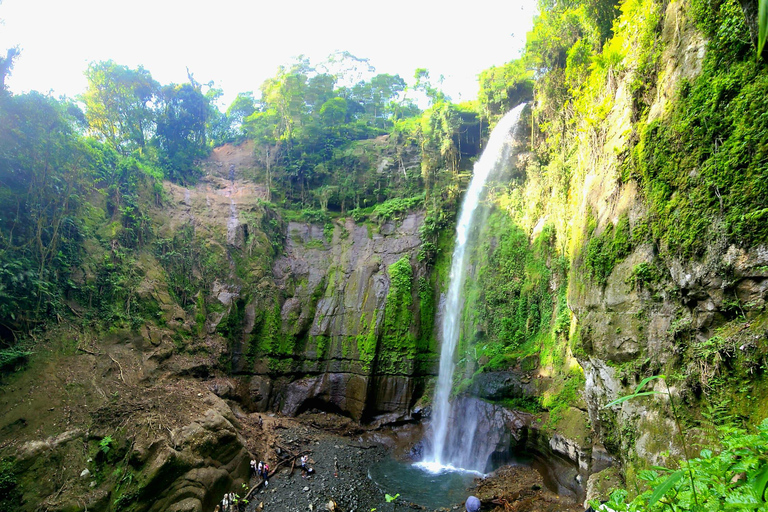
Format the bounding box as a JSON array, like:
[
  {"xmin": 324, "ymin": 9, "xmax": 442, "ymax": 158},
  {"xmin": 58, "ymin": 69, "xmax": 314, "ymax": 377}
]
[{"xmin": 0, "ymin": 0, "xmax": 537, "ymax": 108}]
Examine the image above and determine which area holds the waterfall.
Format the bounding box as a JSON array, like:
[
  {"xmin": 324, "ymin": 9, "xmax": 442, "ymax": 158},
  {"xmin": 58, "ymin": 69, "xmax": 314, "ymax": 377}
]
[{"xmin": 422, "ymin": 104, "xmax": 526, "ymax": 473}]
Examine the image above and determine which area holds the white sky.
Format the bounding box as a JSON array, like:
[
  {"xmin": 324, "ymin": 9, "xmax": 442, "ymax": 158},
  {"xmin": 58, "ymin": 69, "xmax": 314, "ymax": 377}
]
[{"xmin": 0, "ymin": 0, "xmax": 537, "ymax": 109}]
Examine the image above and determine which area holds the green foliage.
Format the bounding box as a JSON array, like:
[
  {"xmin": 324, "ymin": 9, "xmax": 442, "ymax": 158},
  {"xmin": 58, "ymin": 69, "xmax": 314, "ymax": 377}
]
[
  {"xmin": 474, "ymin": 216, "xmax": 560, "ymax": 355},
  {"xmin": 626, "ymin": 262, "xmax": 662, "ymax": 290},
  {"xmin": 0, "ymin": 459, "xmax": 21, "ymax": 512},
  {"xmin": 379, "ymin": 257, "xmax": 416, "ymax": 364},
  {"xmin": 99, "ymin": 436, "xmax": 114, "ymax": 454},
  {"xmin": 544, "ymin": 371, "xmax": 585, "ymax": 428},
  {"xmin": 357, "ymin": 313, "xmax": 379, "ymax": 371},
  {"xmin": 477, "ymin": 60, "xmax": 534, "ymax": 123},
  {"xmin": 628, "ymin": 0, "xmax": 768, "ymax": 257},
  {"xmin": 81, "ymin": 60, "xmax": 159, "ymax": 155},
  {"xmin": 385, "ymin": 493, "xmax": 400, "ymax": 503},
  {"xmin": 155, "ymin": 83, "xmax": 210, "ymax": 183},
  {"xmin": 243, "ymin": 56, "xmax": 426, "ymax": 209},
  {"xmin": 371, "ymin": 195, "xmax": 424, "ymax": 223},
  {"xmin": 0, "ymin": 343, "xmax": 32, "ymax": 371},
  {"xmin": 584, "ymin": 213, "xmax": 632, "ymax": 285},
  {"xmin": 599, "ymin": 418, "xmax": 768, "ymax": 510},
  {"xmin": 249, "ymin": 299, "xmax": 285, "ymax": 364}
]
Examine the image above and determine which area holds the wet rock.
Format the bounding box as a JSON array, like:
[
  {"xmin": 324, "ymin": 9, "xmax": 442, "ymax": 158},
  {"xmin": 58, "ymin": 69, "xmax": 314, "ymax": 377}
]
[
  {"xmin": 249, "ymin": 210, "xmax": 432, "ymax": 423},
  {"xmin": 473, "ymin": 465, "xmax": 583, "ymax": 512},
  {"xmin": 469, "ymin": 371, "xmax": 531, "ymax": 400}
]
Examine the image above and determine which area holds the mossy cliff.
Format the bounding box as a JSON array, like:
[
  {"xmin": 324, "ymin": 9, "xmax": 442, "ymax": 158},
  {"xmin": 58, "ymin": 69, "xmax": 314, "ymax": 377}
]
[
  {"xmin": 237, "ymin": 212, "xmax": 435, "ymax": 423},
  {"xmin": 454, "ymin": 0, "xmax": 768, "ymax": 501}
]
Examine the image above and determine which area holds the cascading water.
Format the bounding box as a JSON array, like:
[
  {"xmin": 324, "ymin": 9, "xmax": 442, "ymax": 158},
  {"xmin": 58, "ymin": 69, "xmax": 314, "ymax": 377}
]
[{"xmin": 421, "ymin": 104, "xmax": 526, "ymax": 473}]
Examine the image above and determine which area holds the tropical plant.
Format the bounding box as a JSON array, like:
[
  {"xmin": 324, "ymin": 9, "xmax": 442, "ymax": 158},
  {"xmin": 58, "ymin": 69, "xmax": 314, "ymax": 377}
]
[{"xmin": 602, "ymin": 377, "xmax": 768, "ymax": 510}]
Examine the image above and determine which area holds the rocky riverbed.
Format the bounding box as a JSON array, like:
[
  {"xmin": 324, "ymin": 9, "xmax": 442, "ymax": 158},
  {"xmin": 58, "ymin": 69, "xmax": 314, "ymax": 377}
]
[
  {"xmin": 241, "ymin": 414, "xmax": 425, "ymax": 512},
  {"xmin": 231, "ymin": 412, "xmax": 584, "ymax": 512}
]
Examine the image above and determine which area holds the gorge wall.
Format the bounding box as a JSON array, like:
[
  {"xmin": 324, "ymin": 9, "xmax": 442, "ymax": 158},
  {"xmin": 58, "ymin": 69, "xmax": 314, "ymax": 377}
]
[
  {"xmin": 3, "ymin": 0, "xmax": 768, "ymax": 509},
  {"xmin": 448, "ymin": 0, "xmax": 768, "ymax": 499}
]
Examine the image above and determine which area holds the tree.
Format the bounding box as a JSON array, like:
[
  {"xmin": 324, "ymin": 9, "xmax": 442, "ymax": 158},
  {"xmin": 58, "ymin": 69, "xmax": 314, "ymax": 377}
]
[
  {"xmin": 0, "ymin": 47, "xmax": 19, "ymax": 93},
  {"xmin": 243, "ymin": 109, "xmax": 280, "ymax": 201},
  {"xmin": 319, "ymin": 97, "xmax": 347, "ymax": 127},
  {"xmin": 81, "ymin": 60, "xmax": 159, "ymax": 155},
  {"xmin": 351, "ymin": 73, "xmax": 406, "ymax": 127},
  {"xmin": 226, "ymin": 92, "xmax": 256, "ymax": 136},
  {"xmin": 477, "ymin": 60, "xmax": 534, "ymax": 122},
  {"xmin": 205, "ymin": 86, "xmax": 235, "ymax": 147},
  {"xmin": 413, "ymin": 68, "xmax": 447, "ymax": 106},
  {"xmin": 154, "ymin": 83, "xmax": 209, "ymax": 183},
  {"xmin": 0, "ymin": 92, "xmax": 92, "ymax": 329}
]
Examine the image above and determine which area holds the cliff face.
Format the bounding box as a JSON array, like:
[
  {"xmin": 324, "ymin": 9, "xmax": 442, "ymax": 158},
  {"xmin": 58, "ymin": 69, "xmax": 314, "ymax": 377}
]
[
  {"xmin": 156, "ymin": 141, "xmax": 436, "ymax": 424},
  {"xmin": 455, "ymin": 0, "xmax": 768, "ymax": 495},
  {"xmin": 241, "ymin": 213, "xmax": 435, "ymax": 423}
]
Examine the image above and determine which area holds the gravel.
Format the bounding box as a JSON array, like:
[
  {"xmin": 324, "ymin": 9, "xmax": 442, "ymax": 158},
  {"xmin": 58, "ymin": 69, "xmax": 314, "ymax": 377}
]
[{"xmin": 244, "ymin": 423, "xmax": 424, "ymax": 512}]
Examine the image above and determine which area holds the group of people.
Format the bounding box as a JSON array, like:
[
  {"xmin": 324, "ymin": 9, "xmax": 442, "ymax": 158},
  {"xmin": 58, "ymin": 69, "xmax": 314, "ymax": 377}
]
[
  {"xmin": 250, "ymin": 459, "xmax": 270, "ymax": 486},
  {"xmin": 215, "ymin": 492, "xmax": 239, "ymax": 512}
]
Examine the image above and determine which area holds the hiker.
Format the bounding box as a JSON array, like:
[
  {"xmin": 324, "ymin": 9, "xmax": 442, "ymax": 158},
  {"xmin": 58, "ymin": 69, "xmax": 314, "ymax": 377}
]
[
  {"xmin": 300, "ymin": 454, "xmax": 309, "ymax": 477},
  {"xmin": 257, "ymin": 460, "xmax": 264, "ymax": 479},
  {"xmin": 465, "ymin": 495, "xmax": 481, "ymax": 512},
  {"xmin": 221, "ymin": 493, "xmax": 233, "ymax": 512},
  {"xmin": 250, "ymin": 459, "xmax": 258, "ymax": 476}
]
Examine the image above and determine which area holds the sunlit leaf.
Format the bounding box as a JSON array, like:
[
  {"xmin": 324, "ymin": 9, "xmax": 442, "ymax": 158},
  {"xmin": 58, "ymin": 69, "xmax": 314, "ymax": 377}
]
[
  {"xmin": 648, "ymin": 470, "xmax": 684, "ymax": 507},
  {"xmin": 635, "ymin": 374, "xmax": 665, "ymax": 394},
  {"xmin": 751, "ymin": 465, "xmax": 768, "ymax": 501},
  {"xmin": 604, "ymin": 391, "xmax": 660, "ymax": 408}
]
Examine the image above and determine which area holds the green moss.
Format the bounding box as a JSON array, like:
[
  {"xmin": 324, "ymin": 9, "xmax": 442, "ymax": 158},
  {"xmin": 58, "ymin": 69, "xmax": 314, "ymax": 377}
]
[
  {"xmin": 356, "ymin": 314, "xmax": 378, "ymax": 371},
  {"xmin": 315, "ymin": 335, "xmax": 330, "ymax": 359},
  {"xmin": 628, "ymin": 0, "xmax": 768, "ymax": 257},
  {"xmin": 584, "ymin": 212, "xmax": 632, "ymax": 286},
  {"xmin": 303, "ymin": 239, "xmax": 325, "ymax": 249},
  {"xmin": 381, "ymin": 256, "xmax": 415, "ymax": 352},
  {"xmin": 194, "ymin": 293, "xmax": 206, "ymax": 334},
  {"xmin": 543, "ymin": 370, "xmax": 586, "ymax": 430},
  {"xmin": 248, "ymin": 298, "xmax": 283, "ymax": 362}
]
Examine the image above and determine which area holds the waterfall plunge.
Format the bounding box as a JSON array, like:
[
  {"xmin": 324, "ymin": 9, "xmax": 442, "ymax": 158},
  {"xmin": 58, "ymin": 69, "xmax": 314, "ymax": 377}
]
[{"xmin": 421, "ymin": 104, "xmax": 526, "ymax": 473}]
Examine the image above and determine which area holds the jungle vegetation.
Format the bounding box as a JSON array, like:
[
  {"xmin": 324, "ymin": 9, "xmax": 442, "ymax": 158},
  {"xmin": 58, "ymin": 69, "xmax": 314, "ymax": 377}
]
[{"xmin": 1, "ymin": 0, "xmax": 768, "ymax": 509}]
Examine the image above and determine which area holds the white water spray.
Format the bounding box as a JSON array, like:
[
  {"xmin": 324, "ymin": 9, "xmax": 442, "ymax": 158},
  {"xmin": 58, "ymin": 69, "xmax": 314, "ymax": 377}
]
[{"xmin": 424, "ymin": 104, "xmax": 526, "ymax": 472}]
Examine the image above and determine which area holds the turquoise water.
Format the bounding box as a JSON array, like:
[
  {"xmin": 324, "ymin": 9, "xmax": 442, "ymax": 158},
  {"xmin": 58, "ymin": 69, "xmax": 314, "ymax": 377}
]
[{"xmin": 367, "ymin": 457, "xmax": 481, "ymax": 509}]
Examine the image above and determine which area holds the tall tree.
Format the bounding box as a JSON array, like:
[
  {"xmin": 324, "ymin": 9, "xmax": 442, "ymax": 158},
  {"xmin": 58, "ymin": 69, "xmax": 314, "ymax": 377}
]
[
  {"xmin": 0, "ymin": 47, "xmax": 19, "ymax": 93},
  {"xmin": 244, "ymin": 109, "xmax": 280, "ymax": 201},
  {"xmin": 351, "ymin": 73, "xmax": 406, "ymax": 127},
  {"xmin": 81, "ymin": 61, "xmax": 158, "ymax": 155},
  {"xmin": 154, "ymin": 83, "xmax": 209, "ymax": 183},
  {"xmin": 226, "ymin": 92, "xmax": 256, "ymax": 135}
]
